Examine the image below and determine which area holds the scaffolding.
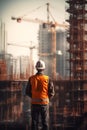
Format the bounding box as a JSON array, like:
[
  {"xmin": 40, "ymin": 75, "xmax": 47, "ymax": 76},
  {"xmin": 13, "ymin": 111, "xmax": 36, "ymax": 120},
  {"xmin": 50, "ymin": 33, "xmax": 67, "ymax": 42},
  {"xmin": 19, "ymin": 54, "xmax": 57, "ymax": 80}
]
[
  {"xmin": 57, "ymin": 0, "xmax": 87, "ymax": 129},
  {"xmin": 49, "ymin": 79, "xmax": 87, "ymax": 130},
  {"xmin": 0, "ymin": 81, "xmax": 23, "ymax": 122},
  {"xmin": 66, "ymin": 0, "xmax": 87, "ymax": 80},
  {"xmin": 0, "ymin": 54, "xmax": 31, "ymax": 80}
]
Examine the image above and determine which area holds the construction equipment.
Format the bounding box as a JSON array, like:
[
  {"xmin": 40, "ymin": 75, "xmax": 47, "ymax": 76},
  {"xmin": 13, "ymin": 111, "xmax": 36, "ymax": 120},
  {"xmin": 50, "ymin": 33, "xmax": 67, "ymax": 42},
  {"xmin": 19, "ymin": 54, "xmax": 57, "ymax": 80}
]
[
  {"xmin": 11, "ymin": 3, "xmax": 68, "ymax": 80},
  {"xmin": 11, "ymin": 16, "xmax": 68, "ymax": 28},
  {"xmin": 7, "ymin": 43, "xmax": 36, "ymax": 49},
  {"xmin": 7, "ymin": 42, "xmax": 36, "ymax": 76}
]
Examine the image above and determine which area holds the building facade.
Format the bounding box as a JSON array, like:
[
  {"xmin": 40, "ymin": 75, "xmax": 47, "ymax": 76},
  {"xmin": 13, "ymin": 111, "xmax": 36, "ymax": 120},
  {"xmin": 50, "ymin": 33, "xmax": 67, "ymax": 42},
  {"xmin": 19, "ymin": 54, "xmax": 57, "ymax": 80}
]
[
  {"xmin": 38, "ymin": 24, "xmax": 69, "ymax": 79},
  {"xmin": 0, "ymin": 20, "xmax": 7, "ymax": 54}
]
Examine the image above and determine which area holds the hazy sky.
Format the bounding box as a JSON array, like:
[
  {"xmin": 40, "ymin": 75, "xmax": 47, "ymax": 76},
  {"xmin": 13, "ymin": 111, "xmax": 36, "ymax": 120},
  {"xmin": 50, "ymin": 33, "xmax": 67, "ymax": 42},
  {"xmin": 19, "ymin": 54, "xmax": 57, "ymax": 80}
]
[{"xmin": 0, "ymin": 0, "xmax": 67, "ymax": 57}]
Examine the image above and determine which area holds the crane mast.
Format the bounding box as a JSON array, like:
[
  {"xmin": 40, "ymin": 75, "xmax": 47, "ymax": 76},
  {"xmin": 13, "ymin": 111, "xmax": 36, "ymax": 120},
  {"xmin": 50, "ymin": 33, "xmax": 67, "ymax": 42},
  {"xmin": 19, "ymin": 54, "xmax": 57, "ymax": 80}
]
[{"xmin": 47, "ymin": 3, "xmax": 50, "ymax": 23}]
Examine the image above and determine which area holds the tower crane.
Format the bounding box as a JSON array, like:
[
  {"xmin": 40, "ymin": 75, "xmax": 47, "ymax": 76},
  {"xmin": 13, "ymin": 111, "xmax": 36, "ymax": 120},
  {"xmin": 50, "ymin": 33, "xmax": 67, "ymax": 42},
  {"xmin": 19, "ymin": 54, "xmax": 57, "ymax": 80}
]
[
  {"xmin": 7, "ymin": 42, "xmax": 36, "ymax": 76},
  {"xmin": 11, "ymin": 16, "xmax": 68, "ymax": 28},
  {"xmin": 11, "ymin": 3, "xmax": 68, "ymax": 80}
]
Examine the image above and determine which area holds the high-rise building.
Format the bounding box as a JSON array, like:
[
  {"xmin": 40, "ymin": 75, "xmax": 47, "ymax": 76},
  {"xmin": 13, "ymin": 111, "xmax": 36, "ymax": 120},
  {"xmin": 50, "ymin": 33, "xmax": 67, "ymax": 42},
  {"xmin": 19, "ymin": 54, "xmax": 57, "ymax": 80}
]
[
  {"xmin": 0, "ymin": 20, "xmax": 7, "ymax": 53},
  {"xmin": 38, "ymin": 24, "xmax": 52, "ymax": 77},
  {"xmin": 56, "ymin": 29, "xmax": 69, "ymax": 79},
  {"xmin": 38, "ymin": 24, "xmax": 69, "ymax": 79}
]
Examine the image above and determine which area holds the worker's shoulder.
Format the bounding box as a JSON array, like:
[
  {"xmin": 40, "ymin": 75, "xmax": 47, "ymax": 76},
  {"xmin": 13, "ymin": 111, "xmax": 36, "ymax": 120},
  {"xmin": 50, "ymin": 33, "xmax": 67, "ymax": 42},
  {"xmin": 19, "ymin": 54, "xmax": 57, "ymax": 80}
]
[
  {"xmin": 29, "ymin": 74, "xmax": 49, "ymax": 79},
  {"xmin": 42, "ymin": 74, "xmax": 49, "ymax": 79},
  {"xmin": 36, "ymin": 74, "xmax": 49, "ymax": 80},
  {"xmin": 29, "ymin": 75, "xmax": 36, "ymax": 79}
]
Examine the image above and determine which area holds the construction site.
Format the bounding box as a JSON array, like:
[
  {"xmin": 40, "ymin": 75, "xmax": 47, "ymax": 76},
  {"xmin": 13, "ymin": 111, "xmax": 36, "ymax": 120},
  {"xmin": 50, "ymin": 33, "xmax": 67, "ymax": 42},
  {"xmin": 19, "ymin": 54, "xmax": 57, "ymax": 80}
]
[{"xmin": 0, "ymin": 0, "xmax": 87, "ymax": 130}]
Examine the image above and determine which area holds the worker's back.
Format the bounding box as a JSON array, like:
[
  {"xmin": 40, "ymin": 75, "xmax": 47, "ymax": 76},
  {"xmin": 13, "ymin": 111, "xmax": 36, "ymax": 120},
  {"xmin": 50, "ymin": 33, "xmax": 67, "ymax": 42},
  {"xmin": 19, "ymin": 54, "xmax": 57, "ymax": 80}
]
[{"xmin": 30, "ymin": 74, "xmax": 49, "ymax": 104}]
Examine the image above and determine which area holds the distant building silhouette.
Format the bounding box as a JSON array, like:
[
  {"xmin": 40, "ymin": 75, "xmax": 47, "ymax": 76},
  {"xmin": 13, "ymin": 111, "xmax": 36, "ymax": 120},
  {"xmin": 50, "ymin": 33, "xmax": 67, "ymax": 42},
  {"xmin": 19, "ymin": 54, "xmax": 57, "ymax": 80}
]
[{"xmin": 0, "ymin": 20, "xmax": 7, "ymax": 54}]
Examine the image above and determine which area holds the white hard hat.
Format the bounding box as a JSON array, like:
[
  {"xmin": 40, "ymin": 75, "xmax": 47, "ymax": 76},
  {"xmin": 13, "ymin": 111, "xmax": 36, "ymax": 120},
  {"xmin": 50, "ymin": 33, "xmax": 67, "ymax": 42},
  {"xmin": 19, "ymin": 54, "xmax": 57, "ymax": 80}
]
[{"xmin": 36, "ymin": 60, "xmax": 45, "ymax": 70}]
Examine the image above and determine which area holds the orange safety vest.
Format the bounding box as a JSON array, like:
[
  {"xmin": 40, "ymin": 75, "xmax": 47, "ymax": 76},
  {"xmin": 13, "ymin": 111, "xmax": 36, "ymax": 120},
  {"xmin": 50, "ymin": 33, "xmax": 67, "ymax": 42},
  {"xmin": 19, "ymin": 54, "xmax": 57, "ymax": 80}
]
[{"xmin": 30, "ymin": 74, "xmax": 49, "ymax": 105}]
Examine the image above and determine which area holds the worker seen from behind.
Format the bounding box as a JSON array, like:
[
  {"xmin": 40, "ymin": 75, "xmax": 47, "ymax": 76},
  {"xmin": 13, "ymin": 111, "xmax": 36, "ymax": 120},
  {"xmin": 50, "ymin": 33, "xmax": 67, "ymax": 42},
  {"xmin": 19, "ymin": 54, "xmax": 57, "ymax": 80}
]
[{"xmin": 26, "ymin": 60, "xmax": 55, "ymax": 130}]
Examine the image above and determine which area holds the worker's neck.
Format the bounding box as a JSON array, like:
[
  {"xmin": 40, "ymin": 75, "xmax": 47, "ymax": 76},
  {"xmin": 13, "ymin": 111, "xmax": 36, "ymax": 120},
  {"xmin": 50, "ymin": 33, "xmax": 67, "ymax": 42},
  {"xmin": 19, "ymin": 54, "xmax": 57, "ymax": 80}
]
[{"xmin": 37, "ymin": 70, "xmax": 44, "ymax": 74}]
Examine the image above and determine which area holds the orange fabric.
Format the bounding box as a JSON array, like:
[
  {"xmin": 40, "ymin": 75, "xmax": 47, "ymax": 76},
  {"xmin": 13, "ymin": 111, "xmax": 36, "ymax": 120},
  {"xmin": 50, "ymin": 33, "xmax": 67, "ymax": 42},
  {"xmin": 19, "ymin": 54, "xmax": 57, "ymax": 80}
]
[{"xmin": 30, "ymin": 75, "xmax": 49, "ymax": 104}]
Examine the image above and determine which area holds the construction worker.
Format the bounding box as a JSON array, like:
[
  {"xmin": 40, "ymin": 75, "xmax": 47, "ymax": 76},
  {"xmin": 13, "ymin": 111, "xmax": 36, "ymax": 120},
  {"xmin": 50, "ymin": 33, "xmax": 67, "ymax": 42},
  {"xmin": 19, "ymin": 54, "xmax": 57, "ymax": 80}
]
[{"xmin": 26, "ymin": 60, "xmax": 55, "ymax": 130}]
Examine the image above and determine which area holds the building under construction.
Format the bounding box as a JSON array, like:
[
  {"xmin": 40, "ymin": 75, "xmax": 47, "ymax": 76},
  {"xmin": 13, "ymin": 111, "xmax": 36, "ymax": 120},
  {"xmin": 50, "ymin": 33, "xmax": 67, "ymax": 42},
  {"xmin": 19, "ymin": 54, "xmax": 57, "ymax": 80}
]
[
  {"xmin": 66, "ymin": 0, "xmax": 87, "ymax": 80},
  {"xmin": 38, "ymin": 24, "xmax": 68, "ymax": 79},
  {"xmin": 0, "ymin": 0, "xmax": 87, "ymax": 130}
]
